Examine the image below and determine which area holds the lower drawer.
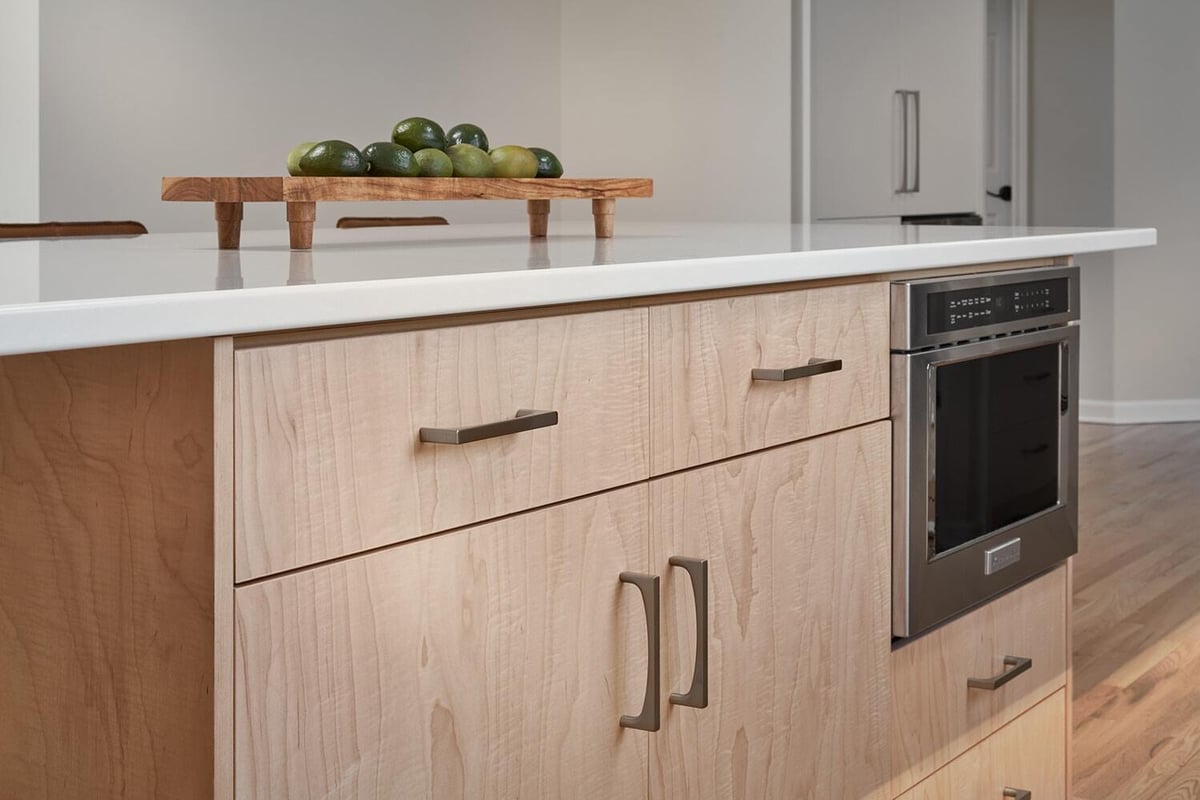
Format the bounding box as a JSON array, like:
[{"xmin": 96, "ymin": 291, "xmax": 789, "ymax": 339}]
[
  {"xmin": 895, "ymin": 689, "xmax": 1067, "ymax": 800},
  {"xmin": 891, "ymin": 566, "xmax": 1068, "ymax": 794}
]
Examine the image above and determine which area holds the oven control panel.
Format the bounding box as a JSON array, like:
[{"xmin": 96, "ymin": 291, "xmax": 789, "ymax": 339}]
[{"xmin": 927, "ymin": 277, "xmax": 1071, "ymax": 335}]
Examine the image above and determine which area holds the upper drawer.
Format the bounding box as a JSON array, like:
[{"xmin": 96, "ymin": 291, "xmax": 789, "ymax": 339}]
[
  {"xmin": 890, "ymin": 565, "xmax": 1068, "ymax": 796},
  {"xmin": 234, "ymin": 308, "xmax": 649, "ymax": 581},
  {"xmin": 649, "ymin": 282, "xmax": 889, "ymax": 474}
]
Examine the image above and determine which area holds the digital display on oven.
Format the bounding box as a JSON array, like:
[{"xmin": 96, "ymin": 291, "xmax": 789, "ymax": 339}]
[{"xmin": 927, "ymin": 278, "xmax": 1070, "ymax": 334}]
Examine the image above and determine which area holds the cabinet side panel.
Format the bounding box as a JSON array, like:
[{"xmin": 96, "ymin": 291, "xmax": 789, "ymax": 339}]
[{"xmin": 0, "ymin": 341, "xmax": 215, "ymax": 799}]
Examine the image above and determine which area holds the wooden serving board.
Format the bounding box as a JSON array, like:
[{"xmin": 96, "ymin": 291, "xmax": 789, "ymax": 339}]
[{"xmin": 161, "ymin": 176, "xmax": 653, "ymax": 250}]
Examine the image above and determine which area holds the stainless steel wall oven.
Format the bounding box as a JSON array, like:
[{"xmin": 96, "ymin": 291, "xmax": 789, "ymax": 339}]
[{"xmin": 892, "ymin": 266, "xmax": 1079, "ymax": 638}]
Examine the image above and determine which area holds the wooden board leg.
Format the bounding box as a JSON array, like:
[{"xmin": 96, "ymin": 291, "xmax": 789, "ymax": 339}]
[
  {"xmin": 528, "ymin": 199, "xmax": 551, "ymax": 238},
  {"xmin": 592, "ymin": 198, "xmax": 615, "ymax": 238},
  {"xmin": 286, "ymin": 202, "xmax": 317, "ymax": 250},
  {"xmin": 214, "ymin": 202, "xmax": 243, "ymax": 250}
]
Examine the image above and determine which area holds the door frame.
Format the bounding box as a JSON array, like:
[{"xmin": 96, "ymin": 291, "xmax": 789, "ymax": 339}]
[{"xmin": 1009, "ymin": 0, "xmax": 1030, "ymax": 226}]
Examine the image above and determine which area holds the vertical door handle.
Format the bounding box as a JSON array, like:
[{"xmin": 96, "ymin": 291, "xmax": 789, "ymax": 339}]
[
  {"xmin": 895, "ymin": 90, "xmax": 908, "ymax": 193},
  {"xmin": 907, "ymin": 90, "xmax": 921, "ymax": 192},
  {"xmin": 1003, "ymin": 789, "xmax": 1032, "ymax": 800},
  {"xmin": 668, "ymin": 557, "xmax": 708, "ymax": 709},
  {"xmin": 619, "ymin": 572, "xmax": 661, "ymax": 731},
  {"xmin": 1060, "ymin": 341, "xmax": 1071, "ymax": 415}
]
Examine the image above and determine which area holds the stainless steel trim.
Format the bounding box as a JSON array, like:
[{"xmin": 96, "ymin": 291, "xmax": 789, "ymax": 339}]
[
  {"xmin": 751, "ymin": 357, "xmax": 842, "ymax": 382},
  {"xmin": 983, "ymin": 538, "xmax": 1022, "ymax": 575},
  {"xmin": 892, "ymin": 323, "xmax": 1079, "ymax": 637},
  {"xmin": 668, "ymin": 557, "xmax": 709, "ymax": 709},
  {"xmin": 619, "ymin": 572, "xmax": 661, "ymax": 732},
  {"xmin": 418, "ymin": 408, "xmax": 558, "ymax": 445},
  {"xmin": 890, "ymin": 266, "xmax": 1080, "ymax": 351},
  {"xmin": 968, "ymin": 655, "xmax": 1033, "ymax": 690}
]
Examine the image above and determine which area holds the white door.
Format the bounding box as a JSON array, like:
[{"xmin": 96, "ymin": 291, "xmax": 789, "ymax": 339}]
[{"xmin": 985, "ymin": 0, "xmax": 1014, "ymax": 225}]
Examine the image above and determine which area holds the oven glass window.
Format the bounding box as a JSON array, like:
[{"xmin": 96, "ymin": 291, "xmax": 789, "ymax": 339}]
[{"xmin": 932, "ymin": 343, "xmax": 1061, "ymax": 556}]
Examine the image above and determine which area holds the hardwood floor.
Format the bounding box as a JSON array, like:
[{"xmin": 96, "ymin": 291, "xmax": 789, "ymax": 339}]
[{"xmin": 1073, "ymin": 423, "xmax": 1200, "ymax": 799}]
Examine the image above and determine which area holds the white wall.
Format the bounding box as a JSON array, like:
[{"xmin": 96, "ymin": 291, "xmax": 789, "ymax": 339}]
[
  {"xmin": 560, "ymin": 0, "xmax": 792, "ymax": 223},
  {"xmin": 1028, "ymin": 0, "xmax": 1116, "ymax": 410},
  {"xmin": 1111, "ymin": 0, "xmax": 1200, "ymax": 421},
  {"xmin": 39, "ymin": 0, "xmax": 562, "ymax": 233},
  {"xmin": 2, "ymin": 0, "xmax": 39, "ymax": 222}
]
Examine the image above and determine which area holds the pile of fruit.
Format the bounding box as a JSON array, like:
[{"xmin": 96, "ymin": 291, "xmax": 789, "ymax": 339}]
[{"xmin": 286, "ymin": 118, "xmax": 564, "ymax": 179}]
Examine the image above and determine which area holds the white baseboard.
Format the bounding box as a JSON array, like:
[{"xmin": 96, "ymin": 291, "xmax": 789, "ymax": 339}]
[{"xmin": 1079, "ymin": 398, "xmax": 1200, "ymax": 425}]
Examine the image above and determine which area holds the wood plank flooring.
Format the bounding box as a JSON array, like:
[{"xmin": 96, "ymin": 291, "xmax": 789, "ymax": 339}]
[{"xmin": 1073, "ymin": 423, "xmax": 1200, "ymax": 799}]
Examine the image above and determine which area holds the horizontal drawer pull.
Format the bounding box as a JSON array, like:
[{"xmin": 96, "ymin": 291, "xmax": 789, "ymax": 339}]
[
  {"xmin": 419, "ymin": 408, "xmax": 558, "ymax": 445},
  {"xmin": 968, "ymin": 655, "xmax": 1033, "ymax": 691},
  {"xmin": 1004, "ymin": 788, "xmax": 1032, "ymax": 800},
  {"xmin": 751, "ymin": 357, "xmax": 843, "ymax": 382}
]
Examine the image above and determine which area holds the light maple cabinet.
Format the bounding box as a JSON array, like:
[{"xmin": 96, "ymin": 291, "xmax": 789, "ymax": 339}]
[
  {"xmin": 895, "ymin": 690, "xmax": 1067, "ymax": 800},
  {"xmin": 649, "ymin": 422, "xmax": 892, "ymax": 799},
  {"xmin": 235, "ymin": 483, "xmax": 652, "ymax": 800}
]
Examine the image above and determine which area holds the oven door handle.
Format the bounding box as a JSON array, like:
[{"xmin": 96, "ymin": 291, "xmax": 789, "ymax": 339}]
[{"xmin": 968, "ymin": 655, "xmax": 1033, "ymax": 690}]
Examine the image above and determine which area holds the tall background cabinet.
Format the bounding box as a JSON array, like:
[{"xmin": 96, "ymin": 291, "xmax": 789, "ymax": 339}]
[{"xmin": 810, "ymin": 0, "xmax": 985, "ymax": 221}]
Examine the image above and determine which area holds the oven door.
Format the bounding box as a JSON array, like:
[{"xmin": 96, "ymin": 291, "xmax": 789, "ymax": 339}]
[{"xmin": 893, "ymin": 324, "xmax": 1079, "ymax": 637}]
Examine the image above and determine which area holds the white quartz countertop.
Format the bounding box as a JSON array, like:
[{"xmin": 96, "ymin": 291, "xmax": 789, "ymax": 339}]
[{"xmin": 0, "ymin": 221, "xmax": 1156, "ymax": 356}]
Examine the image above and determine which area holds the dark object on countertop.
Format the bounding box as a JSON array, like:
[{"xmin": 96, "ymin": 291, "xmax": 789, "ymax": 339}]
[
  {"xmin": 901, "ymin": 212, "xmax": 983, "ymax": 225},
  {"xmin": 336, "ymin": 216, "xmax": 449, "ymax": 229},
  {"xmin": 0, "ymin": 220, "xmax": 148, "ymax": 239}
]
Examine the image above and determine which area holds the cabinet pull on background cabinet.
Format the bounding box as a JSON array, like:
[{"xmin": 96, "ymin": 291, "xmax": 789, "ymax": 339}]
[
  {"xmin": 751, "ymin": 357, "xmax": 843, "ymax": 383},
  {"xmin": 895, "ymin": 90, "xmax": 909, "ymax": 193},
  {"xmin": 968, "ymin": 655, "xmax": 1033, "ymax": 690},
  {"xmin": 418, "ymin": 408, "xmax": 558, "ymax": 445},
  {"xmin": 907, "ymin": 90, "xmax": 920, "ymax": 192},
  {"xmin": 1003, "ymin": 788, "xmax": 1032, "ymax": 800},
  {"xmin": 619, "ymin": 572, "xmax": 661, "ymax": 732},
  {"xmin": 668, "ymin": 557, "xmax": 709, "ymax": 709}
]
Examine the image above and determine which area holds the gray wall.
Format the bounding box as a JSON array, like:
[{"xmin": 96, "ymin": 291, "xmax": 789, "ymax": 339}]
[
  {"xmin": 1028, "ymin": 0, "xmax": 1116, "ymax": 409},
  {"xmin": 40, "ymin": 0, "xmax": 562, "ymax": 233},
  {"xmin": 560, "ymin": 0, "xmax": 792, "ymax": 223},
  {"xmin": 2, "ymin": 0, "xmax": 39, "ymax": 222},
  {"xmin": 1113, "ymin": 0, "xmax": 1200, "ymax": 414}
]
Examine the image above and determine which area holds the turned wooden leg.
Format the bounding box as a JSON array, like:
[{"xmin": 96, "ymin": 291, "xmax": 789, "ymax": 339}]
[
  {"xmin": 214, "ymin": 202, "xmax": 243, "ymax": 250},
  {"xmin": 528, "ymin": 199, "xmax": 551, "ymax": 238},
  {"xmin": 592, "ymin": 198, "xmax": 615, "ymax": 238},
  {"xmin": 286, "ymin": 201, "xmax": 317, "ymax": 250}
]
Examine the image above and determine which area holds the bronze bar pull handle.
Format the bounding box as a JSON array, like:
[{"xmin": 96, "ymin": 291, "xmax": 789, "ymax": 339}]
[
  {"xmin": 418, "ymin": 409, "xmax": 557, "ymax": 445},
  {"xmin": 619, "ymin": 572, "xmax": 661, "ymax": 732},
  {"xmin": 668, "ymin": 557, "xmax": 708, "ymax": 709},
  {"xmin": 968, "ymin": 655, "xmax": 1033, "ymax": 690},
  {"xmin": 1003, "ymin": 788, "xmax": 1032, "ymax": 800},
  {"xmin": 751, "ymin": 357, "xmax": 843, "ymax": 383}
]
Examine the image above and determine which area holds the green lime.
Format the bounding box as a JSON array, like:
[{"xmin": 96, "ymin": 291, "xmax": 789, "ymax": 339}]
[
  {"xmin": 298, "ymin": 140, "xmax": 367, "ymax": 177},
  {"xmin": 392, "ymin": 117, "xmax": 446, "ymax": 152},
  {"xmin": 286, "ymin": 141, "xmax": 317, "ymax": 176},
  {"xmin": 446, "ymin": 123, "xmax": 489, "ymax": 152},
  {"xmin": 489, "ymin": 145, "xmax": 538, "ymax": 178},
  {"xmin": 446, "ymin": 143, "xmax": 494, "ymax": 178},
  {"xmin": 413, "ymin": 148, "xmax": 453, "ymax": 177},
  {"xmin": 362, "ymin": 142, "xmax": 419, "ymax": 177},
  {"xmin": 528, "ymin": 147, "xmax": 564, "ymax": 179}
]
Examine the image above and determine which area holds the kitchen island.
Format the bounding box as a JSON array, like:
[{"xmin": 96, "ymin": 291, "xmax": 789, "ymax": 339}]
[{"xmin": 0, "ymin": 222, "xmax": 1155, "ymax": 799}]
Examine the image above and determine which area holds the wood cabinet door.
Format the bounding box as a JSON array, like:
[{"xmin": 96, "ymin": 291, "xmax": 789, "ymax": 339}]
[
  {"xmin": 895, "ymin": 689, "xmax": 1067, "ymax": 800},
  {"xmin": 235, "ymin": 484, "xmax": 652, "ymax": 800},
  {"xmin": 649, "ymin": 422, "xmax": 892, "ymax": 799}
]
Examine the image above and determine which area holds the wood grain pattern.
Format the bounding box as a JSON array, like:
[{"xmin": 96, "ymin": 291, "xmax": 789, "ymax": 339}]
[
  {"xmin": 649, "ymin": 422, "xmax": 892, "ymax": 800},
  {"xmin": 213, "ymin": 338, "xmax": 235, "ymax": 800},
  {"xmin": 0, "ymin": 341, "xmax": 216, "ymax": 799},
  {"xmin": 235, "ymin": 484, "xmax": 651, "ymax": 800},
  {"xmin": 890, "ymin": 566, "xmax": 1068, "ymax": 796},
  {"xmin": 161, "ymin": 176, "xmax": 651, "ymax": 202},
  {"xmin": 649, "ymin": 282, "xmax": 889, "ymax": 475},
  {"xmin": 1071, "ymin": 423, "xmax": 1200, "ymax": 800},
  {"xmin": 234, "ymin": 307, "xmax": 650, "ymax": 581},
  {"xmin": 0, "ymin": 220, "xmax": 147, "ymax": 238},
  {"xmin": 896, "ymin": 689, "xmax": 1067, "ymax": 800}
]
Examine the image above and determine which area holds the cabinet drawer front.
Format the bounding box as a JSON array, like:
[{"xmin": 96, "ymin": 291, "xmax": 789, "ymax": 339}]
[
  {"xmin": 891, "ymin": 566, "xmax": 1068, "ymax": 795},
  {"xmin": 649, "ymin": 282, "xmax": 888, "ymax": 474},
  {"xmin": 235, "ymin": 308, "xmax": 649, "ymax": 580},
  {"xmin": 896, "ymin": 689, "xmax": 1067, "ymax": 800},
  {"xmin": 235, "ymin": 485, "xmax": 651, "ymax": 800}
]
